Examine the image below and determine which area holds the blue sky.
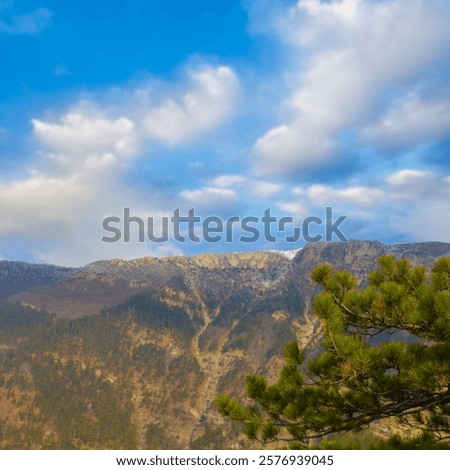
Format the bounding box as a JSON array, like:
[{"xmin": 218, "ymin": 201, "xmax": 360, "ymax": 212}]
[{"xmin": 0, "ymin": 0, "xmax": 449, "ymax": 266}]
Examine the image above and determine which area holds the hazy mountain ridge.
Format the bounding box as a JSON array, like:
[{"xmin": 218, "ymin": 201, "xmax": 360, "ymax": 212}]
[
  {"xmin": 0, "ymin": 241, "xmax": 449, "ymax": 449},
  {"xmin": 0, "ymin": 260, "xmax": 75, "ymax": 298}
]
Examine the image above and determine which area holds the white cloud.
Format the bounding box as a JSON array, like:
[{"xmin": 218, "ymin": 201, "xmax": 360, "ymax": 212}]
[
  {"xmin": 0, "ymin": 149, "xmax": 154, "ymax": 266},
  {"xmin": 250, "ymin": 181, "xmax": 282, "ymax": 198},
  {"xmin": 308, "ymin": 184, "xmax": 384, "ymax": 206},
  {"xmin": 384, "ymin": 169, "xmax": 450, "ymax": 241},
  {"xmin": 0, "ymin": 175, "xmax": 90, "ymax": 238},
  {"xmin": 386, "ymin": 169, "xmax": 450, "ymax": 201},
  {"xmin": 192, "ymin": 174, "xmax": 283, "ymax": 206},
  {"xmin": 362, "ymin": 92, "xmax": 450, "ymax": 149},
  {"xmin": 276, "ymin": 182, "xmax": 384, "ymax": 223},
  {"xmin": 0, "ymin": 64, "xmax": 240, "ymax": 265},
  {"xmin": 0, "ymin": 7, "xmax": 53, "ymax": 36},
  {"xmin": 252, "ymin": 0, "xmax": 450, "ymax": 176},
  {"xmin": 213, "ymin": 174, "xmax": 282, "ymax": 194},
  {"xmin": 275, "ymin": 168, "xmax": 450, "ymax": 241},
  {"xmin": 32, "ymin": 110, "xmax": 138, "ymax": 160},
  {"xmin": 387, "ymin": 169, "xmax": 434, "ymax": 186},
  {"xmin": 30, "ymin": 64, "xmax": 239, "ymax": 165},
  {"xmin": 0, "ymin": 152, "xmax": 182, "ymax": 266},
  {"xmin": 277, "ymin": 200, "xmax": 310, "ymax": 217},
  {"xmin": 1, "ymin": 109, "xmax": 137, "ymax": 241},
  {"xmin": 180, "ymin": 187, "xmax": 238, "ymax": 211},
  {"xmin": 144, "ymin": 66, "xmax": 240, "ymax": 145},
  {"xmin": 210, "ymin": 174, "xmax": 247, "ymax": 188}
]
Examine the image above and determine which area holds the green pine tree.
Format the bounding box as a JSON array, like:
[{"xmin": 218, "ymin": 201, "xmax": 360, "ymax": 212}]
[{"xmin": 216, "ymin": 255, "xmax": 450, "ymax": 449}]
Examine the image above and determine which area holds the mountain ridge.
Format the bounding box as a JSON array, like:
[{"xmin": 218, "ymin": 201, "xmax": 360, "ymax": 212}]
[{"xmin": 3, "ymin": 239, "xmax": 449, "ymax": 271}]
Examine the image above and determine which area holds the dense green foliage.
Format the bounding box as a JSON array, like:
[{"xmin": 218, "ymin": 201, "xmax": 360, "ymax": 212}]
[{"xmin": 216, "ymin": 256, "xmax": 450, "ymax": 448}]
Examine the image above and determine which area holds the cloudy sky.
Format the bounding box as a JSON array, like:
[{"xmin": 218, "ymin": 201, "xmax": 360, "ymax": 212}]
[{"xmin": 0, "ymin": 0, "xmax": 449, "ymax": 266}]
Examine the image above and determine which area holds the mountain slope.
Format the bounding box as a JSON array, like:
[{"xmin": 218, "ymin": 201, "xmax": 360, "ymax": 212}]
[{"xmin": 0, "ymin": 241, "xmax": 449, "ymax": 449}]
